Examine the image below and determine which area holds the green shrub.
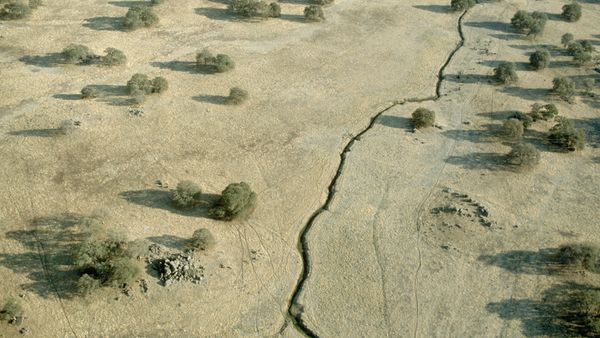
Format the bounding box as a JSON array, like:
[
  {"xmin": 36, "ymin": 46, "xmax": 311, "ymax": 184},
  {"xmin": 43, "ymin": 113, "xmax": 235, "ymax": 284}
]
[
  {"xmin": 127, "ymin": 73, "xmax": 153, "ymax": 94},
  {"xmin": 493, "ymin": 62, "xmax": 518, "ymax": 84},
  {"xmin": 529, "ymin": 103, "xmax": 558, "ymax": 121},
  {"xmin": 557, "ymin": 244, "xmax": 600, "ymax": 272},
  {"xmin": 101, "ymin": 48, "xmax": 126, "ymax": 66},
  {"xmin": 529, "ymin": 49, "xmax": 550, "ymax": 70},
  {"xmin": 81, "ymin": 86, "xmax": 99, "ymax": 99},
  {"xmin": 562, "ymin": 3, "xmax": 582, "ymax": 22},
  {"xmin": 500, "ymin": 118, "xmax": 524, "ymax": 140},
  {"xmin": 567, "ymin": 40, "xmax": 594, "ymax": 56},
  {"xmin": 450, "ymin": 0, "xmax": 475, "ymax": 11},
  {"xmin": 170, "ymin": 180, "xmax": 202, "ymax": 209},
  {"xmin": 511, "ymin": 111, "xmax": 534, "ymax": 129},
  {"xmin": 227, "ymin": 87, "xmax": 248, "ymax": 105},
  {"xmin": 102, "ymin": 257, "xmax": 141, "ymax": 287},
  {"xmin": 510, "ymin": 10, "xmax": 547, "ymax": 37},
  {"xmin": 573, "ymin": 50, "xmax": 592, "ymax": 66},
  {"xmin": 0, "ymin": 298, "xmax": 22, "ymax": 322},
  {"xmin": 75, "ymin": 274, "xmax": 101, "ymax": 296},
  {"xmin": 506, "ymin": 143, "xmax": 540, "ymax": 168},
  {"xmin": 552, "ymin": 77, "xmax": 576, "ymax": 102},
  {"xmin": 304, "ymin": 5, "xmax": 324, "ymax": 22},
  {"xmin": 0, "ymin": 2, "xmax": 31, "ymax": 20},
  {"xmin": 214, "ymin": 54, "xmax": 235, "ymax": 73},
  {"xmin": 578, "ymin": 290, "xmax": 600, "ymax": 336},
  {"xmin": 58, "ymin": 119, "xmax": 77, "ymax": 135},
  {"xmin": 209, "ymin": 182, "xmax": 257, "ymax": 221},
  {"xmin": 188, "ymin": 228, "xmax": 215, "ymax": 251},
  {"xmin": 124, "ymin": 6, "xmax": 158, "ymax": 30},
  {"xmin": 196, "ymin": 48, "xmax": 214, "ymax": 66},
  {"xmin": 548, "ymin": 117, "xmax": 584, "ymax": 151},
  {"xmin": 561, "ymin": 33, "xmax": 574, "ymax": 47},
  {"xmin": 62, "ymin": 44, "xmax": 94, "ymax": 64},
  {"xmin": 411, "ymin": 108, "xmax": 435, "ymax": 129},
  {"xmin": 29, "ymin": 0, "xmax": 42, "ymax": 9},
  {"xmin": 151, "ymin": 76, "xmax": 168, "ymax": 93},
  {"xmin": 229, "ymin": 0, "xmax": 280, "ymax": 18}
]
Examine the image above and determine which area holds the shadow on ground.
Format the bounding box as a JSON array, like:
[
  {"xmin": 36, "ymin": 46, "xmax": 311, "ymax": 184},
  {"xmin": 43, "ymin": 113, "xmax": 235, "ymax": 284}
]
[
  {"xmin": 83, "ymin": 16, "xmax": 123, "ymax": 31},
  {"xmin": 192, "ymin": 95, "xmax": 228, "ymax": 104},
  {"xmin": 119, "ymin": 189, "xmax": 220, "ymax": 219},
  {"xmin": 19, "ymin": 53, "xmax": 64, "ymax": 67},
  {"xmin": 151, "ymin": 61, "xmax": 218, "ymax": 75}
]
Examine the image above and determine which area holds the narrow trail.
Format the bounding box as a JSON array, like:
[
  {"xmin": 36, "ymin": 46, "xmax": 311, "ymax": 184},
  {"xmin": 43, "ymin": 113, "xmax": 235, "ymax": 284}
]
[{"xmin": 284, "ymin": 9, "xmax": 470, "ymax": 338}]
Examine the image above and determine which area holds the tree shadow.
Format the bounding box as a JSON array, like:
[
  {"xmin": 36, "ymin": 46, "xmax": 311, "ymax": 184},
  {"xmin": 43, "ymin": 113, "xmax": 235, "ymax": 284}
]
[
  {"xmin": 53, "ymin": 94, "xmax": 82, "ymax": 101},
  {"xmin": 445, "ymin": 73, "xmax": 493, "ymax": 84},
  {"xmin": 542, "ymin": 12, "xmax": 563, "ymax": 21},
  {"xmin": 192, "ymin": 95, "xmax": 228, "ymax": 104},
  {"xmin": 444, "ymin": 152, "xmax": 512, "ymax": 171},
  {"xmin": 119, "ymin": 189, "xmax": 220, "ymax": 219},
  {"xmin": 8, "ymin": 128, "xmax": 68, "ymax": 137},
  {"xmin": 486, "ymin": 282, "xmax": 599, "ymax": 337},
  {"xmin": 151, "ymin": 61, "xmax": 217, "ymax": 75},
  {"xmin": 412, "ymin": 5, "xmax": 451, "ymax": 14},
  {"xmin": 146, "ymin": 235, "xmax": 187, "ymax": 251},
  {"xmin": 19, "ymin": 53, "xmax": 64, "ymax": 67},
  {"xmin": 194, "ymin": 7, "xmax": 235, "ymax": 21},
  {"xmin": 377, "ymin": 115, "xmax": 413, "ymax": 131},
  {"xmin": 80, "ymin": 84, "xmax": 134, "ymax": 106},
  {"xmin": 507, "ymin": 44, "xmax": 565, "ymax": 57},
  {"xmin": 464, "ymin": 21, "xmax": 514, "ymax": 33},
  {"xmin": 478, "ymin": 248, "xmax": 563, "ymax": 275},
  {"xmin": 83, "ymin": 16, "xmax": 123, "ymax": 31},
  {"xmin": 479, "ymin": 60, "xmax": 530, "ymax": 71},
  {"xmin": 279, "ymin": 14, "xmax": 307, "ymax": 23},
  {"xmin": 489, "ymin": 33, "xmax": 523, "ymax": 41},
  {"xmin": 500, "ymin": 87, "xmax": 549, "ymax": 101},
  {"xmin": 476, "ymin": 110, "xmax": 523, "ymax": 121},
  {"xmin": 108, "ymin": 0, "xmax": 151, "ymax": 7},
  {"xmin": 573, "ymin": 117, "xmax": 600, "ymax": 148},
  {"xmin": 442, "ymin": 124, "xmax": 501, "ymax": 144},
  {"xmin": 0, "ymin": 214, "xmax": 101, "ymax": 300}
]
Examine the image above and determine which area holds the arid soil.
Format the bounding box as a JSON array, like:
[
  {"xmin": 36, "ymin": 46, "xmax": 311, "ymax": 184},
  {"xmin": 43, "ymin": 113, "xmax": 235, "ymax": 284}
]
[{"xmin": 0, "ymin": 0, "xmax": 598, "ymax": 337}]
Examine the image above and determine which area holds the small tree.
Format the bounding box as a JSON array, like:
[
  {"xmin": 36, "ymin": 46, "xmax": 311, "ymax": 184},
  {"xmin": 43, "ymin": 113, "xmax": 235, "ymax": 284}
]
[
  {"xmin": 556, "ymin": 244, "xmax": 600, "ymax": 272},
  {"xmin": 493, "ymin": 62, "xmax": 518, "ymax": 84},
  {"xmin": 124, "ymin": 6, "xmax": 158, "ymax": 30},
  {"xmin": 29, "ymin": 0, "xmax": 42, "ymax": 9},
  {"xmin": 0, "ymin": 2, "xmax": 31, "ymax": 20},
  {"xmin": 304, "ymin": 5, "xmax": 324, "ymax": 22},
  {"xmin": 450, "ymin": 0, "xmax": 475, "ymax": 11},
  {"xmin": 188, "ymin": 228, "xmax": 215, "ymax": 251},
  {"xmin": 101, "ymin": 48, "xmax": 126, "ymax": 66},
  {"xmin": 567, "ymin": 40, "xmax": 594, "ymax": 56},
  {"xmin": 561, "ymin": 3, "xmax": 582, "ymax": 22},
  {"xmin": 209, "ymin": 182, "xmax": 257, "ymax": 221},
  {"xmin": 529, "ymin": 49, "xmax": 550, "ymax": 70},
  {"xmin": 411, "ymin": 108, "xmax": 435, "ymax": 129},
  {"xmin": 548, "ymin": 117, "xmax": 585, "ymax": 151},
  {"xmin": 510, "ymin": 10, "xmax": 547, "ymax": 37},
  {"xmin": 506, "ymin": 143, "xmax": 540, "ymax": 168},
  {"xmin": 0, "ymin": 298, "xmax": 22, "ymax": 322},
  {"xmin": 170, "ymin": 181, "xmax": 202, "ymax": 209},
  {"xmin": 511, "ymin": 111, "xmax": 534, "ymax": 129},
  {"xmin": 500, "ymin": 118, "xmax": 524, "ymax": 140},
  {"xmin": 62, "ymin": 44, "xmax": 94, "ymax": 64},
  {"xmin": 214, "ymin": 54, "xmax": 235, "ymax": 73},
  {"xmin": 552, "ymin": 77, "xmax": 576, "ymax": 102},
  {"xmin": 196, "ymin": 48, "xmax": 214, "ymax": 66},
  {"xmin": 573, "ymin": 50, "xmax": 592, "ymax": 66},
  {"xmin": 127, "ymin": 73, "xmax": 153, "ymax": 94},
  {"xmin": 81, "ymin": 86, "xmax": 99, "ymax": 99},
  {"xmin": 530, "ymin": 103, "xmax": 558, "ymax": 121},
  {"xmin": 151, "ymin": 76, "xmax": 168, "ymax": 93},
  {"xmin": 229, "ymin": 0, "xmax": 281, "ymax": 18},
  {"xmin": 226, "ymin": 87, "xmax": 248, "ymax": 105},
  {"xmin": 561, "ymin": 33, "xmax": 574, "ymax": 47}
]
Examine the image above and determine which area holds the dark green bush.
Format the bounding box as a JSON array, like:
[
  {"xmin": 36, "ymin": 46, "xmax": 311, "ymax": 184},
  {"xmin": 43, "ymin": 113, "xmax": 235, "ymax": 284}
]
[
  {"xmin": 101, "ymin": 48, "xmax": 126, "ymax": 66},
  {"xmin": 567, "ymin": 40, "xmax": 594, "ymax": 56},
  {"xmin": 170, "ymin": 180, "xmax": 202, "ymax": 209},
  {"xmin": 500, "ymin": 118, "xmax": 524, "ymax": 140},
  {"xmin": 557, "ymin": 244, "xmax": 600, "ymax": 273},
  {"xmin": 62, "ymin": 44, "xmax": 94, "ymax": 64},
  {"xmin": 269, "ymin": 2, "xmax": 280, "ymax": 18},
  {"xmin": 81, "ymin": 86, "xmax": 99, "ymax": 99},
  {"xmin": 0, "ymin": 2, "xmax": 31, "ymax": 20},
  {"xmin": 124, "ymin": 6, "xmax": 158, "ymax": 30},
  {"xmin": 548, "ymin": 117, "xmax": 585, "ymax": 151},
  {"xmin": 450, "ymin": 0, "xmax": 475, "ymax": 11},
  {"xmin": 0, "ymin": 298, "xmax": 22, "ymax": 322},
  {"xmin": 227, "ymin": 87, "xmax": 248, "ymax": 105},
  {"xmin": 188, "ymin": 228, "xmax": 215, "ymax": 251},
  {"xmin": 506, "ymin": 143, "xmax": 540, "ymax": 168},
  {"xmin": 209, "ymin": 182, "xmax": 257, "ymax": 221},
  {"xmin": 411, "ymin": 108, "xmax": 435, "ymax": 129},
  {"xmin": 562, "ymin": 3, "xmax": 582, "ymax": 22},
  {"xmin": 151, "ymin": 76, "xmax": 168, "ymax": 93},
  {"xmin": 511, "ymin": 111, "xmax": 534, "ymax": 129},
  {"xmin": 29, "ymin": 0, "xmax": 41, "ymax": 9},
  {"xmin": 214, "ymin": 54, "xmax": 235, "ymax": 73},
  {"xmin": 561, "ymin": 33, "xmax": 574, "ymax": 47},
  {"xmin": 493, "ymin": 62, "xmax": 518, "ymax": 84},
  {"xmin": 529, "ymin": 49, "xmax": 550, "ymax": 70},
  {"xmin": 510, "ymin": 10, "xmax": 547, "ymax": 37},
  {"xmin": 229, "ymin": 0, "xmax": 280, "ymax": 18},
  {"xmin": 530, "ymin": 103, "xmax": 558, "ymax": 121},
  {"xmin": 150, "ymin": 0, "xmax": 163, "ymax": 5},
  {"xmin": 552, "ymin": 77, "xmax": 576, "ymax": 102},
  {"xmin": 573, "ymin": 50, "xmax": 592, "ymax": 66},
  {"xmin": 196, "ymin": 50, "xmax": 235, "ymax": 73},
  {"xmin": 310, "ymin": 0, "xmax": 334, "ymax": 5},
  {"xmin": 127, "ymin": 73, "xmax": 153, "ymax": 94},
  {"xmin": 304, "ymin": 5, "xmax": 324, "ymax": 22}
]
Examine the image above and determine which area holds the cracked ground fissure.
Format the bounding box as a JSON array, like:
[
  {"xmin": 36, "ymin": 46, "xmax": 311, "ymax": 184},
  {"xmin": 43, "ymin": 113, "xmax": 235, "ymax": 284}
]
[{"xmin": 284, "ymin": 9, "xmax": 469, "ymax": 338}]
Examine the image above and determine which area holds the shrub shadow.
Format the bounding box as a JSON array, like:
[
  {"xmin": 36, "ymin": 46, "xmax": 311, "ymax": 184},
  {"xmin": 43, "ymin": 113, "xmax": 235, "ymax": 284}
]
[
  {"xmin": 192, "ymin": 95, "xmax": 228, "ymax": 104},
  {"xmin": 147, "ymin": 235, "xmax": 187, "ymax": 250},
  {"xmin": 445, "ymin": 73, "xmax": 493, "ymax": 84},
  {"xmin": 119, "ymin": 189, "xmax": 220, "ymax": 219},
  {"xmin": 478, "ymin": 248, "xmax": 562, "ymax": 275},
  {"xmin": 279, "ymin": 14, "xmax": 307, "ymax": 23},
  {"xmin": 53, "ymin": 94, "xmax": 81, "ymax": 101},
  {"xmin": 489, "ymin": 33, "xmax": 523, "ymax": 41},
  {"xmin": 19, "ymin": 53, "xmax": 64, "ymax": 67},
  {"xmin": 8, "ymin": 128, "xmax": 68, "ymax": 137},
  {"xmin": 83, "ymin": 16, "xmax": 123, "ymax": 31},
  {"xmin": 151, "ymin": 61, "xmax": 217, "ymax": 75},
  {"xmin": 464, "ymin": 21, "xmax": 514, "ymax": 33},
  {"xmin": 412, "ymin": 5, "xmax": 451, "ymax": 14},
  {"xmin": 81, "ymin": 84, "xmax": 134, "ymax": 106},
  {"xmin": 442, "ymin": 124, "xmax": 501, "ymax": 144},
  {"xmin": 479, "ymin": 60, "xmax": 530, "ymax": 71},
  {"xmin": 377, "ymin": 116, "xmax": 413, "ymax": 131},
  {"xmin": 507, "ymin": 44, "xmax": 564, "ymax": 57},
  {"xmin": 500, "ymin": 87, "xmax": 549, "ymax": 101},
  {"xmin": 444, "ymin": 152, "xmax": 510, "ymax": 171},
  {"xmin": 194, "ymin": 7, "xmax": 235, "ymax": 21},
  {"xmin": 108, "ymin": 0, "xmax": 150, "ymax": 7}
]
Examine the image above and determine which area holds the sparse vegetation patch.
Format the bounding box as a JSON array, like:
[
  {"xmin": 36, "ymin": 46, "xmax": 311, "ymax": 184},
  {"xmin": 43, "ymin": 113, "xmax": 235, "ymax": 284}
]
[{"xmin": 209, "ymin": 182, "xmax": 257, "ymax": 221}]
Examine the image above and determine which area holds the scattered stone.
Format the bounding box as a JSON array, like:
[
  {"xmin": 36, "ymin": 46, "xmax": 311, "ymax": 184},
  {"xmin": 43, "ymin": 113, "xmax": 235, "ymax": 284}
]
[
  {"xmin": 148, "ymin": 243, "xmax": 162, "ymax": 256},
  {"xmin": 463, "ymin": 121, "xmax": 471, "ymax": 125},
  {"xmin": 441, "ymin": 244, "xmax": 450, "ymax": 250},
  {"xmin": 156, "ymin": 253, "xmax": 204, "ymax": 286},
  {"xmin": 19, "ymin": 327, "xmax": 29, "ymax": 335},
  {"xmin": 122, "ymin": 284, "xmax": 134, "ymax": 297},
  {"xmin": 139, "ymin": 279, "xmax": 149, "ymax": 294},
  {"xmin": 442, "ymin": 187, "xmax": 453, "ymax": 194},
  {"xmin": 476, "ymin": 206, "xmax": 489, "ymax": 218},
  {"xmin": 128, "ymin": 107, "xmax": 144, "ymax": 117}
]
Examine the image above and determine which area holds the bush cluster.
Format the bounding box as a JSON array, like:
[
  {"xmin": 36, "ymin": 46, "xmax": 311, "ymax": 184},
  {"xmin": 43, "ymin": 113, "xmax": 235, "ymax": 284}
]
[
  {"xmin": 557, "ymin": 244, "xmax": 600, "ymax": 273},
  {"xmin": 493, "ymin": 62, "xmax": 518, "ymax": 85},
  {"xmin": 209, "ymin": 182, "xmax": 257, "ymax": 221},
  {"xmin": 567, "ymin": 40, "xmax": 594, "ymax": 66},
  {"xmin": 411, "ymin": 108, "xmax": 435, "ymax": 129},
  {"xmin": 506, "ymin": 143, "xmax": 540, "ymax": 168},
  {"xmin": 561, "ymin": 33, "xmax": 574, "ymax": 47},
  {"xmin": 226, "ymin": 87, "xmax": 248, "ymax": 105},
  {"xmin": 500, "ymin": 118, "xmax": 524, "ymax": 140},
  {"xmin": 72, "ymin": 234, "xmax": 140, "ymax": 295},
  {"xmin": 552, "ymin": 77, "xmax": 576, "ymax": 102},
  {"xmin": 229, "ymin": 0, "xmax": 281, "ymax": 18},
  {"xmin": 450, "ymin": 0, "xmax": 475, "ymax": 11},
  {"xmin": 0, "ymin": 1, "xmax": 33, "ymax": 20},
  {"xmin": 529, "ymin": 49, "xmax": 550, "ymax": 70},
  {"xmin": 304, "ymin": 5, "xmax": 324, "ymax": 22},
  {"xmin": 510, "ymin": 111, "xmax": 534, "ymax": 129},
  {"xmin": 126, "ymin": 73, "xmax": 168, "ymax": 103},
  {"xmin": 62, "ymin": 45, "xmax": 126, "ymax": 66},
  {"xmin": 170, "ymin": 180, "xmax": 202, "ymax": 210},
  {"xmin": 101, "ymin": 48, "xmax": 127, "ymax": 66},
  {"xmin": 561, "ymin": 3, "xmax": 582, "ymax": 22},
  {"xmin": 81, "ymin": 86, "xmax": 98, "ymax": 99},
  {"xmin": 548, "ymin": 117, "xmax": 585, "ymax": 151},
  {"xmin": 529, "ymin": 103, "xmax": 558, "ymax": 122},
  {"xmin": 510, "ymin": 10, "xmax": 547, "ymax": 37},
  {"xmin": 196, "ymin": 49, "xmax": 235, "ymax": 73},
  {"xmin": 188, "ymin": 228, "xmax": 215, "ymax": 251},
  {"xmin": 0, "ymin": 298, "xmax": 22, "ymax": 322},
  {"xmin": 124, "ymin": 5, "xmax": 158, "ymax": 30}
]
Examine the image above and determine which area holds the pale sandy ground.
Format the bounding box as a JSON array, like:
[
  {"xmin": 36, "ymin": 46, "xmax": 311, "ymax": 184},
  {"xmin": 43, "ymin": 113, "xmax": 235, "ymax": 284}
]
[
  {"xmin": 297, "ymin": 0, "xmax": 600, "ymax": 337},
  {"xmin": 0, "ymin": 0, "xmax": 465, "ymax": 337}
]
